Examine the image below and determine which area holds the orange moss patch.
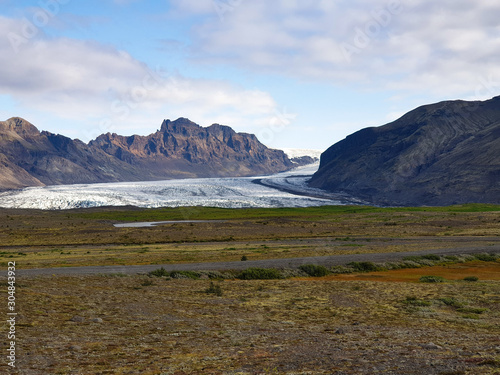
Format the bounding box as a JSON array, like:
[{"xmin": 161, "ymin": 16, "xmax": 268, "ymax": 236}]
[{"xmin": 310, "ymin": 261, "xmax": 500, "ymax": 282}]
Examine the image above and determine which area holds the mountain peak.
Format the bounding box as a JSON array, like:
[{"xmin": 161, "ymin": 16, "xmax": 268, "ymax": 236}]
[
  {"xmin": 160, "ymin": 118, "xmax": 199, "ymax": 132},
  {"xmin": 0, "ymin": 117, "xmax": 40, "ymax": 136}
]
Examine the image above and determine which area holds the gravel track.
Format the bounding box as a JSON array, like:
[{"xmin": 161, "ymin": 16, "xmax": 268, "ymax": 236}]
[{"xmin": 17, "ymin": 244, "xmax": 500, "ymax": 277}]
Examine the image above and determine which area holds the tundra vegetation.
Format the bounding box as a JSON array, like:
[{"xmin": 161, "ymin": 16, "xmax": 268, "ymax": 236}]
[{"xmin": 0, "ymin": 204, "xmax": 499, "ymax": 374}]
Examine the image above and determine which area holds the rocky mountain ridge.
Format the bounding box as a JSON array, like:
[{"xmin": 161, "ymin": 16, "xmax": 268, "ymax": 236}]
[
  {"xmin": 0, "ymin": 117, "xmax": 297, "ymax": 190},
  {"xmin": 309, "ymin": 96, "xmax": 500, "ymax": 206}
]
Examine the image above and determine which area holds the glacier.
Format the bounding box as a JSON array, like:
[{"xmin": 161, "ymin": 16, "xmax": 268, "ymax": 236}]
[{"xmin": 0, "ymin": 162, "xmax": 362, "ymax": 210}]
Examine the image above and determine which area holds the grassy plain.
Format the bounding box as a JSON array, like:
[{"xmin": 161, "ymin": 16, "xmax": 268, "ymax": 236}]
[
  {"xmin": 1, "ymin": 204, "xmax": 500, "ymax": 374},
  {"xmin": 1, "ymin": 204, "xmax": 500, "ymax": 269}
]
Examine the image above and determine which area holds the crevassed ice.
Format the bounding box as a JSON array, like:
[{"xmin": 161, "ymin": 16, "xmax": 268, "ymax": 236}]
[{"xmin": 0, "ymin": 163, "xmax": 352, "ymax": 210}]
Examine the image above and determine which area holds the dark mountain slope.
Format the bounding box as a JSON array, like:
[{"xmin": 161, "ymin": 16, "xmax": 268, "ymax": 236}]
[
  {"xmin": 0, "ymin": 118, "xmax": 143, "ymax": 189},
  {"xmin": 309, "ymin": 96, "xmax": 500, "ymax": 206},
  {"xmin": 0, "ymin": 117, "xmax": 295, "ymax": 190}
]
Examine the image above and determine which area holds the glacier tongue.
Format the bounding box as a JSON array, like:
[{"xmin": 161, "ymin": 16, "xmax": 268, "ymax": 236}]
[{"xmin": 0, "ymin": 163, "xmax": 358, "ymax": 210}]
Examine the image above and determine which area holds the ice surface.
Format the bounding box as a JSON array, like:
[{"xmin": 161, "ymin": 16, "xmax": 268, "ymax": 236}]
[
  {"xmin": 0, "ymin": 163, "xmax": 359, "ymax": 210},
  {"xmin": 281, "ymin": 148, "xmax": 323, "ymax": 159}
]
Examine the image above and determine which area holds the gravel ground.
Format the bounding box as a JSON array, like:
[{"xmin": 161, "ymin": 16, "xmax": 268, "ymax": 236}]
[
  {"xmin": 17, "ymin": 244, "xmax": 500, "ymax": 277},
  {"xmin": 9, "ymin": 274, "xmax": 500, "ymax": 374}
]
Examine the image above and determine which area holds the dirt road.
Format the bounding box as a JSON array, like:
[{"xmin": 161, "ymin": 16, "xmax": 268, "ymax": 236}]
[{"xmin": 17, "ymin": 244, "xmax": 500, "ymax": 277}]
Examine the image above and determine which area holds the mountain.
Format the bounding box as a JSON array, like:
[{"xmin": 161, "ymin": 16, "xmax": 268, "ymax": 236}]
[
  {"xmin": 281, "ymin": 148, "xmax": 321, "ymax": 166},
  {"xmin": 309, "ymin": 96, "xmax": 500, "ymax": 206},
  {"xmin": 0, "ymin": 117, "xmax": 296, "ymax": 191},
  {"xmin": 90, "ymin": 118, "xmax": 294, "ymax": 179}
]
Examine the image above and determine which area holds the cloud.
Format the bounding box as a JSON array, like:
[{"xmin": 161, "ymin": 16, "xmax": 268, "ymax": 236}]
[
  {"xmin": 167, "ymin": 0, "xmax": 215, "ymax": 16},
  {"xmin": 0, "ymin": 15, "xmax": 279, "ymax": 141},
  {"xmin": 174, "ymin": 0, "xmax": 500, "ymax": 98}
]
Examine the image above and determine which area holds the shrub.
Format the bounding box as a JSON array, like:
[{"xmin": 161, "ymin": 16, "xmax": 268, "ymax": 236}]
[
  {"xmin": 348, "ymin": 261, "xmax": 379, "ymax": 272},
  {"xmin": 149, "ymin": 267, "xmax": 169, "ymax": 277},
  {"xmin": 463, "ymin": 276, "xmax": 479, "ymax": 282},
  {"xmin": 238, "ymin": 268, "xmax": 283, "ymax": 280},
  {"xmin": 419, "ymin": 275, "xmax": 445, "ymax": 283},
  {"xmin": 280, "ymin": 268, "xmax": 305, "ymax": 278},
  {"xmin": 199, "ymin": 270, "xmax": 226, "ymax": 280},
  {"xmin": 457, "ymin": 307, "xmax": 488, "ymax": 314},
  {"xmin": 399, "ymin": 261, "xmax": 423, "ymax": 269},
  {"xmin": 474, "ymin": 253, "xmax": 497, "ymax": 262},
  {"xmin": 461, "ymin": 313, "xmax": 480, "ymax": 320},
  {"xmin": 403, "ymin": 256, "xmax": 420, "ymax": 262},
  {"xmin": 141, "ymin": 279, "xmax": 154, "ymax": 286},
  {"xmin": 241, "ymin": 255, "xmax": 248, "ymax": 261},
  {"xmin": 438, "ymin": 297, "xmax": 463, "ymax": 308},
  {"xmin": 205, "ymin": 281, "xmax": 223, "ymax": 296},
  {"xmin": 421, "ymin": 254, "xmax": 441, "ymax": 261},
  {"xmin": 417, "ymin": 259, "xmax": 437, "ymax": 267},
  {"xmin": 170, "ymin": 270, "xmax": 200, "ymax": 280},
  {"xmin": 299, "ymin": 264, "xmax": 330, "ymax": 277},
  {"xmin": 330, "ymin": 265, "xmax": 352, "ymax": 274},
  {"xmin": 461, "ymin": 254, "xmax": 476, "ymax": 262},
  {"xmin": 403, "ymin": 296, "xmax": 431, "ymax": 306},
  {"xmin": 384, "ymin": 262, "xmax": 401, "ymax": 270}
]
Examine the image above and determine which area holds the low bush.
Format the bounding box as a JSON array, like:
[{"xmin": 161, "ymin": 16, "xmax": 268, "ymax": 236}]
[
  {"xmin": 238, "ymin": 268, "xmax": 283, "ymax": 280},
  {"xmin": 463, "ymin": 276, "xmax": 479, "ymax": 282},
  {"xmin": 170, "ymin": 270, "xmax": 200, "ymax": 280},
  {"xmin": 348, "ymin": 261, "xmax": 379, "ymax": 272},
  {"xmin": 461, "ymin": 313, "xmax": 480, "ymax": 320},
  {"xmin": 461, "ymin": 254, "xmax": 476, "ymax": 262},
  {"xmin": 398, "ymin": 261, "xmax": 423, "ymax": 269},
  {"xmin": 299, "ymin": 264, "xmax": 330, "ymax": 277},
  {"xmin": 149, "ymin": 267, "xmax": 169, "ymax": 277},
  {"xmin": 205, "ymin": 281, "xmax": 223, "ymax": 296},
  {"xmin": 474, "ymin": 253, "xmax": 497, "ymax": 262},
  {"xmin": 241, "ymin": 255, "xmax": 248, "ymax": 261},
  {"xmin": 419, "ymin": 275, "xmax": 445, "ymax": 283},
  {"xmin": 403, "ymin": 256, "xmax": 420, "ymax": 262},
  {"xmin": 142, "ymin": 279, "xmax": 154, "ymax": 286},
  {"xmin": 403, "ymin": 296, "xmax": 431, "ymax": 306},
  {"xmin": 280, "ymin": 268, "xmax": 305, "ymax": 278},
  {"xmin": 199, "ymin": 270, "xmax": 226, "ymax": 280},
  {"xmin": 457, "ymin": 307, "xmax": 488, "ymax": 314},
  {"xmin": 330, "ymin": 265, "xmax": 352, "ymax": 274},
  {"xmin": 421, "ymin": 254, "xmax": 441, "ymax": 261},
  {"xmin": 438, "ymin": 297, "xmax": 463, "ymax": 308}
]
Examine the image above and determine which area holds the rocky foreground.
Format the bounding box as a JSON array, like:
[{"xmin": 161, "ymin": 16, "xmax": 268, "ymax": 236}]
[{"xmin": 11, "ymin": 273, "xmax": 500, "ymax": 374}]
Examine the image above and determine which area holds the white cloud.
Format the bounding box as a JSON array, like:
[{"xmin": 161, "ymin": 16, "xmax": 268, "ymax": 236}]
[
  {"xmin": 0, "ymin": 15, "xmax": 280, "ymax": 141},
  {"xmin": 174, "ymin": 0, "xmax": 500, "ymax": 98},
  {"xmin": 166, "ymin": 0, "xmax": 215, "ymax": 18}
]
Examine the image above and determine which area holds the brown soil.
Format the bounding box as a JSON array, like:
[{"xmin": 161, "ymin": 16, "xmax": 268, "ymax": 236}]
[
  {"xmin": 3, "ymin": 273, "xmax": 499, "ymax": 374},
  {"xmin": 1, "ymin": 206, "xmax": 500, "ymax": 374},
  {"xmin": 322, "ymin": 261, "xmax": 500, "ymax": 282}
]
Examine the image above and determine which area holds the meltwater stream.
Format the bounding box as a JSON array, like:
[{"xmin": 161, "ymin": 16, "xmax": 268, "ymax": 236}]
[{"xmin": 0, "ymin": 163, "xmax": 363, "ymax": 210}]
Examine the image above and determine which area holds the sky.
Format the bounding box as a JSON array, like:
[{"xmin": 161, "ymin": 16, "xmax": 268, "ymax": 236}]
[{"xmin": 0, "ymin": 0, "xmax": 499, "ymax": 151}]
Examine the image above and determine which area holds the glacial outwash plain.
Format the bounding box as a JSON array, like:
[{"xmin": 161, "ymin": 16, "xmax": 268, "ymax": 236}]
[{"xmin": 1, "ymin": 203, "xmax": 500, "ymax": 374}]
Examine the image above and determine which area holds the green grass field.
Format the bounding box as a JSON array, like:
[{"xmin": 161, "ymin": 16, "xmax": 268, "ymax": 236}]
[{"xmin": 1, "ymin": 204, "xmax": 500, "ymax": 269}]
